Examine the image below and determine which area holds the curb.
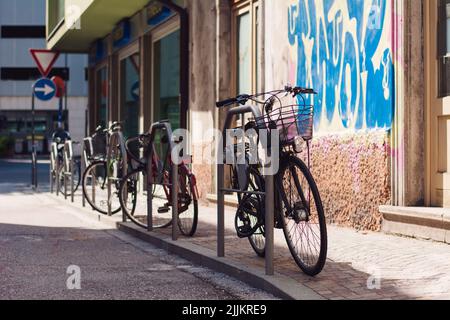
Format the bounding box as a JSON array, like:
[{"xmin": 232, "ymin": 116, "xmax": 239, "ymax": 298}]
[{"xmin": 117, "ymin": 222, "xmax": 324, "ymax": 300}]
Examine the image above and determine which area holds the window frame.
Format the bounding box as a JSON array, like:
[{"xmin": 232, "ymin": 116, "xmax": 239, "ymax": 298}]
[{"xmin": 231, "ymin": 0, "xmax": 259, "ymax": 96}]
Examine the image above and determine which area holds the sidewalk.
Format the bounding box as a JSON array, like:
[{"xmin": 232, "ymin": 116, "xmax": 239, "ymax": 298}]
[{"xmin": 48, "ymin": 189, "xmax": 450, "ymax": 300}]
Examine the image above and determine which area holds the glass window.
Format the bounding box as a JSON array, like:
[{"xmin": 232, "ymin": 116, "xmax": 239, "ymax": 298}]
[
  {"xmin": 237, "ymin": 12, "xmax": 251, "ymax": 95},
  {"xmin": 120, "ymin": 53, "xmax": 140, "ymax": 139},
  {"xmin": 153, "ymin": 29, "xmax": 180, "ymax": 131},
  {"xmin": 96, "ymin": 67, "xmax": 108, "ymax": 128},
  {"xmin": 233, "ymin": 0, "xmax": 259, "ymax": 96},
  {"xmin": 438, "ymin": 0, "xmax": 450, "ymax": 97}
]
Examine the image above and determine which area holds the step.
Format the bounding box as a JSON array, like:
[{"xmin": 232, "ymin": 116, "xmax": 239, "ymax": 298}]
[{"xmin": 380, "ymin": 205, "xmax": 450, "ymax": 244}]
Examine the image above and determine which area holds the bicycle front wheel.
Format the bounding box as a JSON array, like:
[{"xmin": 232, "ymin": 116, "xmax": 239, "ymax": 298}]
[
  {"xmin": 177, "ymin": 169, "xmax": 198, "ymax": 237},
  {"xmin": 82, "ymin": 160, "xmax": 121, "ymax": 215},
  {"xmin": 58, "ymin": 161, "xmax": 81, "ymax": 196},
  {"xmin": 119, "ymin": 168, "xmax": 172, "ymax": 229},
  {"xmin": 277, "ymin": 155, "xmax": 327, "ymax": 276}
]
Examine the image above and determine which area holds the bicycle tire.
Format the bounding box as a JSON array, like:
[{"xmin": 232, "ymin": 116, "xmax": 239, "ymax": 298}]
[
  {"xmin": 237, "ymin": 166, "xmax": 266, "ymax": 257},
  {"xmin": 82, "ymin": 160, "xmax": 121, "ymax": 215},
  {"xmin": 177, "ymin": 172, "xmax": 198, "ymax": 237},
  {"xmin": 58, "ymin": 160, "xmax": 81, "ymax": 196},
  {"xmin": 119, "ymin": 167, "xmax": 172, "ymax": 229},
  {"xmin": 277, "ymin": 155, "xmax": 327, "ymax": 276}
]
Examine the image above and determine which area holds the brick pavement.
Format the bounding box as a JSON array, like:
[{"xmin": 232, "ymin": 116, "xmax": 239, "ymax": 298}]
[
  {"xmin": 53, "ymin": 190, "xmax": 450, "ymax": 300},
  {"xmin": 153, "ymin": 201, "xmax": 450, "ymax": 300}
]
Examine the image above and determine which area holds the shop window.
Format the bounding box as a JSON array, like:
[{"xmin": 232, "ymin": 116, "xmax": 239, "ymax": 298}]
[
  {"xmin": 153, "ymin": 29, "xmax": 180, "ymax": 131},
  {"xmin": 232, "ymin": 0, "xmax": 259, "ymax": 95},
  {"xmin": 120, "ymin": 53, "xmax": 140, "ymax": 139},
  {"xmin": 438, "ymin": 0, "xmax": 450, "ymax": 97},
  {"xmin": 96, "ymin": 66, "xmax": 108, "ymax": 128}
]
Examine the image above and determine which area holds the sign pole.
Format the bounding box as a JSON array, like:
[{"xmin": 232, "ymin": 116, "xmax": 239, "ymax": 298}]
[{"xmin": 31, "ymin": 82, "xmax": 37, "ymax": 190}]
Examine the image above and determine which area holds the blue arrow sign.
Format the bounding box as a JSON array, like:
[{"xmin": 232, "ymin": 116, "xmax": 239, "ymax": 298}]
[{"xmin": 33, "ymin": 78, "xmax": 56, "ymax": 101}]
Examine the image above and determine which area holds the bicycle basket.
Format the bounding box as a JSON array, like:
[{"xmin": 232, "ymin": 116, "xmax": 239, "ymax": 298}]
[
  {"xmin": 92, "ymin": 132, "xmax": 107, "ymax": 158},
  {"xmin": 255, "ymin": 103, "xmax": 314, "ymax": 143}
]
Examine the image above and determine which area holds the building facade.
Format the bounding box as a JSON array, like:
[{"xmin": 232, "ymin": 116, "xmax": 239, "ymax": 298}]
[
  {"xmin": 46, "ymin": 0, "xmax": 450, "ymax": 236},
  {"xmin": 0, "ymin": 0, "xmax": 87, "ymax": 156}
]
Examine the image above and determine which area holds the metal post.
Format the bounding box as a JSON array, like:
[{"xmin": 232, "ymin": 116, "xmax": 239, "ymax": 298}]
[
  {"xmin": 31, "ymin": 88, "xmax": 37, "ymax": 190},
  {"xmin": 171, "ymin": 158, "xmax": 178, "ymax": 241},
  {"xmin": 217, "ymin": 162, "xmax": 225, "ymax": 257},
  {"xmin": 56, "ymin": 150, "xmax": 60, "ymax": 197},
  {"xmin": 122, "ymin": 147, "xmax": 127, "ymax": 223},
  {"xmin": 92, "ymin": 173, "xmax": 96, "ymax": 210},
  {"xmin": 265, "ymin": 174, "xmax": 274, "ymax": 276},
  {"xmin": 107, "ymin": 160, "xmax": 112, "ymax": 216},
  {"xmin": 70, "ymin": 143, "xmax": 74, "ymax": 203},
  {"xmin": 50, "ymin": 154, "xmax": 53, "ymax": 194},
  {"xmin": 64, "ymin": 144, "xmax": 68, "ymax": 200},
  {"xmin": 147, "ymin": 144, "xmax": 153, "ymax": 232},
  {"xmin": 81, "ymin": 142, "xmax": 86, "ymax": 207}
]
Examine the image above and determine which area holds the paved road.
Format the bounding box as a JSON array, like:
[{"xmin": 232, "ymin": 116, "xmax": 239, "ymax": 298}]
[
  {"xmin": 0, "ymin": 159, "xmax": 49, "ymax": 185},
  {"xmin": 0, "ymin": 181, "xmax": 275, "ymax": 300}
]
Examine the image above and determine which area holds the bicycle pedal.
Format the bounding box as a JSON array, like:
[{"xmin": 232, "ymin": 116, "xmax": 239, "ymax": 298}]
[{"xmin": 157, "ymin": 206, "xmax": 170, "ymax": 214}]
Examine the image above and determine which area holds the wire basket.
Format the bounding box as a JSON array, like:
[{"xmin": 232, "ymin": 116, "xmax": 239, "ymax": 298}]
[
  {"xmin": 91, "ymin": 132, "xmax": 107, "ymax": 158},
  {"xmin": 255, "ymin": 104, "xmax": 314, "ymax": 144}
]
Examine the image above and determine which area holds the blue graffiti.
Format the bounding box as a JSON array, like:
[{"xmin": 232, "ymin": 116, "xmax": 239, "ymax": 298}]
[{"xmin": 288, "ymin": 0, "xmax": 394, "ymax": 131}]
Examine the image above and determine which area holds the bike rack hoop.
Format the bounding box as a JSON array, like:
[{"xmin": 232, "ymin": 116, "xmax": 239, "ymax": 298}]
[
  {"xmin": 217, "ymin": 104, "xmax": 275, "ymax": 276},
  {"xmin": 144, "ymin": 121, "xmax": 179, "ymax": 241}
]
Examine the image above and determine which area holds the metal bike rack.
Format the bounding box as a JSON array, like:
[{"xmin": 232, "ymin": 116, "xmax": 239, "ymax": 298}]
[
  {"xmin": 63, "ymin": 140, "xmax": 76, "ymax": 203},
  {"xmin": 217, "ymin": 105, "xmax": 275, "ymax": 276},
  {"xmin": 81, "ymin": 137, "xmax": 94, "ymax": 208},
  {"xmin": 145, "ymin": 121, "xmax": 179, "ymax": 241},
  {"xmin": 106, "ymin": 131, "xmax": 128, "ymax": 221},
  {"xmin": 50, "ymin": 142, "xmax": 58, "ymax": 194}
]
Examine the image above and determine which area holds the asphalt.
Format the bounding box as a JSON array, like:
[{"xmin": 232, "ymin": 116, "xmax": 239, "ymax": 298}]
[
  {"xmin": 0, "ymin": 159, "xmax": 276, "ymax": 300},
  {"xmin": 0, "ymin": 158, "xmax": 49, "ymax": 185}
]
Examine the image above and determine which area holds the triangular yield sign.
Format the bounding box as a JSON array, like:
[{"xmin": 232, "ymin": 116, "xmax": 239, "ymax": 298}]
[{"xmin": 30, "ymin": 49, "xmax": 60, "ymax": 77}]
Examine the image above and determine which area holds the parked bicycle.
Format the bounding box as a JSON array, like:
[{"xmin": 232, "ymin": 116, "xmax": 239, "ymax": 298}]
[
  {"xmin": 50, "ymin": 128, "xmax": 81, "ymax": 196},
  {"xmin": 118, "ymin": 120, "xmax": 198, "ymax": 237},
  {"xmin": 82, "ymin": 122, "xmax": 125, "ymax": 215},
  {"xmin": 216, "ymin": 86, "xmax": 327, "ymax": 276}
]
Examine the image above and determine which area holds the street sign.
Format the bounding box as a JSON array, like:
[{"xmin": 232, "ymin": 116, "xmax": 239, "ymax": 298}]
[
  {"xmin": 29, "ymin": 49, "xmax": 60, "ymax": 77},
  {"xmin": 33, "ymin": 78, "xmax": 56, "ymax": 101}
]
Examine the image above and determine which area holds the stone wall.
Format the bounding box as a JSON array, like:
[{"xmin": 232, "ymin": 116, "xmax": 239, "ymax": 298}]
[{"xmin": 302, "ymin": 130, "xmax": 391, "ymax": 231}]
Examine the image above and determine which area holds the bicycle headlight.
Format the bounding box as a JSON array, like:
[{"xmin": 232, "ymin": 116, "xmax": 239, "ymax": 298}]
[{"xmin": 294, "ymin": 136, "xmax": 305, "ymax": 153}]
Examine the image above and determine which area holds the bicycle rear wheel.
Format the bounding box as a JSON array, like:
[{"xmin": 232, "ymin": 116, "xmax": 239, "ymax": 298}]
[
  {"xmin": 119, "ymin": 167, "xmax": 172, "ymax": 229},
  {"xmin": 82, "ymin": 160, "xmax": 121, "ymax": 215},
  {"xmin": 277, "ymin": 155, "xmax": 327, "ymax": 276},
  {"xmin": 237, "ymin": 167, "xmax": 265, "ymax": 257},
  {"xmin": 177, "ymin": 168, "xmax": 198, "ymax": 237}
]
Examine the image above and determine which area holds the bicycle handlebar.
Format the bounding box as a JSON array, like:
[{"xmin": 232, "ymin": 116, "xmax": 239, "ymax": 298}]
[{"xmin": 216, "ymin": 86, "xmax": 317, "ymax": 109}]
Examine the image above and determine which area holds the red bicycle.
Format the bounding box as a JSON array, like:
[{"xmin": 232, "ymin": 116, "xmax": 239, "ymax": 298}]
[{"xmin": 118, "ymin": 123, "xmax": 198, "ymax": 236}]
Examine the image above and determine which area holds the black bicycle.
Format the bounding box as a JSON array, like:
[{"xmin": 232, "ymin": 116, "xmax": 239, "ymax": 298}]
[{"xmin": 216, "ymin": 86, "xmax": 327, "ymax": 276}]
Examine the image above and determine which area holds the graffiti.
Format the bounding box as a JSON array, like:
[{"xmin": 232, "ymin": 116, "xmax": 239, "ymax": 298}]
[{"xmin": 288, "ymin": 0, "xmax": 394, "ymax": 133}]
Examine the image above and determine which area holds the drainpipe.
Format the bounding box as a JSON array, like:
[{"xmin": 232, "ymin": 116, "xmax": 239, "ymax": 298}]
[{"xmin": 157, "ymin": 0, "xmax": 189, "ymax": 130}]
